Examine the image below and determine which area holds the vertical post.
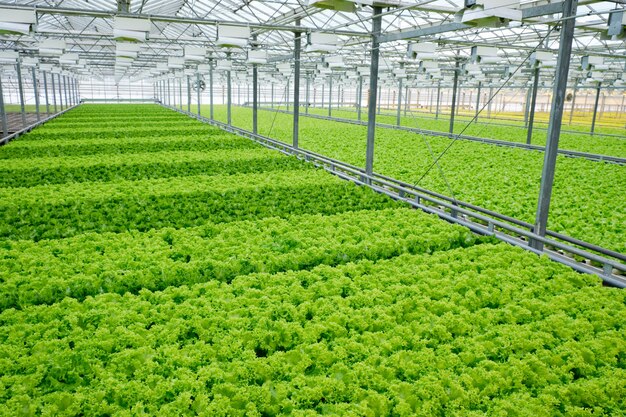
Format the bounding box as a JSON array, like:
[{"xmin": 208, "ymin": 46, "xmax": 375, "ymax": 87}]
[
  {"xmin": 179, "ymin": 78, "xmax": 183, "ymax": 110},
  {"xmin": 305, "ymin": 73, "xmax": 310, "ymax": 115},
  {"xmin": 532, "ymin": 0, "xmax": 578, "ymax": 251},
  {"xmin": 365, "ymin": 6, "xmax": 382, "ymax": 177},
  {"xmin": 252, "ymin": 34, "xmax": 259, "ymax": 134},
  {"xmin": 286, "ymin": 81, "xmax": 290, "ymax": 111},
  {"xmin": 196, "ymin": 73, "xmax": 201, "ymax": 115},
  {"xmin": 396, "ymin": 76, "xmax": 402, "ymax": 126},
  {"xmin": 64, "ymin": 75, "xmax": 70, "ymax": 108},
  {"xmin": 43, "ymin": 71, "xmax": 50, "ymax": 115},
  {"xmin": 57, "ymin": 74, "xmax": 64, "ymax": 110},
  {"xmin": 0, "ymin": 74, "xmax": 7, "ymax": 138},
  {"xmin": 16, "ymin": 58, "xmax": 27, "ymax": 127},
  {"xmin": 32, "ymin": 68, "xmax": 40, "ymax": 121},
  {"xmin": 377, "ymin": 85, "xmax": 382, "ymax": 114},
  {"xmin": 51, "ymin": 72, "xmax": 57, "ymax": 113},
  {"xmin": 271, "ymin": 83, "xmax": 274, "ymax": 108},
  {"xmin": 487, "ymin": 86, "xmax": 493, "ymax": 118},
  {"xmin": 523, "ymin": 86, "xmax": 532, "ymax": 127},
  {"xmin": 293, "ymin": 20, "xmax": 301, "ymax": 149},
  {"xmin": 328, "ymin": 75, "xmax": 333, "ymax": 117},
  {"xmin": 321, "ymin": 83, "xmax": 324, "ymax": 108},
  {"xmin": 526, "ymin": 67, "xmax": 540, "ymax": 145},
  {"xmin": 357, "ymin": 75, "xmax": 363, "ymax": 121},
  {"xmin": 404, "ymin": 86, "xmax": 409, "ymax": 116},
  {"xmin": 435, "ymin": 82, "xmax": 441, "ymax": 119},
  {"xmin": 209, "ymin": 63, "xmax": 214, "ymax": 120},
  {"xmin": 227, "ymin": 54, "xmax": 232, "ymax": 126},
  {"xmin": 187, "ymin": 75, "xmax": 191, "ymax": 113},
  {"xmin": 167, "ymin": 78, "xmax": 171, "ymax": 107},
  {"xmin": 590, "ymin": 83, "xmax": 601, "ymax": 135},
  {"xmin": 474, "ymin": 81, "xmax": 481, "ymax": 123},
  {"xmin": 568, "ymin": 79, "xmax": 578, "ymax": 125},
  {"xmin": 449, "ymin": 58, "xmax": 459, "ymax": 134}
]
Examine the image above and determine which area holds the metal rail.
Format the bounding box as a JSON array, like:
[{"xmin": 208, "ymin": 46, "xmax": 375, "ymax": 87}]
[
  {"xmin": 0, "ymin": 104, "xmax": 80, "ymax": 146},
  {"xmin": 162, "ymin": 104, "xmax": 626, "ymax": 287},
  {"xmin": 261, "ymin": 107, "xmax": 626, "ymax": 165}
]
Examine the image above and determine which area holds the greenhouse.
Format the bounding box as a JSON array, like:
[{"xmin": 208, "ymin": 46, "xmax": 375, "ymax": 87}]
[{"xmin": 0, "ymin": 0, "xmax": 625, "ymax": 415}]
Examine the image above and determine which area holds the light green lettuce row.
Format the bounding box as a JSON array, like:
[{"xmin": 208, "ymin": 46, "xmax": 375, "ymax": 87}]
[
  {"xmin": 0, "ymin": 243, "xmax": 623, "ymax": 416},
  {"xmin": 0, "ymin": 207, "xmax": 480, "ymax": 308},
  {"xmin": 0, "ymin": 149, "xmax": 310, "ymax": 187}
]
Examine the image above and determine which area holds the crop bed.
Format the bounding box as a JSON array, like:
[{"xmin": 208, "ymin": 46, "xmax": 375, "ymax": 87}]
[{"xmin": 0, "ymin": 104, "xmax": 624, "ymax": 416}]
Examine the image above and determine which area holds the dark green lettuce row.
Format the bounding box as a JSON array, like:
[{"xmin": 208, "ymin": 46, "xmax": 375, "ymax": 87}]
[
  {"xmin": 0, "ymin": 207, "xmax": 481, "ymax": 308},
  {"xmin": 39, "ymin": 119, "xmax": 202, "ymax": 130},
  {"xmin": 0, "ymin": 135, "xmax": 258, "ymax": 159},
  {"xmin": 0, "ymin": 243, "xmax": 623, "ymax": 416},
  {"xmin": 0, "ymin": 175, "xmax": 398, "ymax": 241},
  {"xmin": 0, "ymin": 150, "xmax": 310, "ymax": 188}
]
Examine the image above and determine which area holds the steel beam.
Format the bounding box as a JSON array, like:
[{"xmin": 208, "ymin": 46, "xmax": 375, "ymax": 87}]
[
  {"xmin": 227, "ymin": 69, "xmax": 232, "ymax": 126},
  {"xmin": 209, "ymin": 63, "xmax": 214, "ymax": 120},
  {"xmin": 64, "ymin": 76, "xmax": 69, "ymax": 108},
  {"xmin": 43, "ymin": 71, "xmax": 50, "ymax": 115},
  {"xmin": 328, "ymin": 76, "xmax": 333, "ymax": 117},
  {"xmin": 16, "ymin": 59, "xmax": 26, "ymax": 127},
  {"xmin": 568, "ymin": 79, "xmax": 578, "ymax": 125},
  {"xmin": 449, "ymin": 59, "xmax": 459, "ymax": 134},
  {"xmin": 365, "ymin": 6, "xmax": 382, "ymax": 178},
  {"xmin": 305, "ymin": 73, "xmax": 310, "ymax": 115},
  {"xmin": 357, "ymin": 75, "xmax": 363, "ymax": 121},
  {"xmin": 590, "ymin": 83, "xmax": 601, "ymax": 135},
  {"xmin": 196, "ymin": 73, "xmax": 201, "ymax": 115},
  {"xmin": 532, "ymin": 0, "xmax": 578, "ymax": 251},
  {"xmin": 396, "ymin": 76, "xmax": 403, "ymax": 126},
  {"xmin": 187, "ymin": 75, "xmax": 191, "ymax": 113},
  {"xmin": 32, "ymin": 68, "xmax": 40, "ymax": 122},
  {"xmin": 435, "ymin": 82, "xmax": 441, "ymax": 119},
  {"xmin": 474, "ymin": 81, "xmax": 481, "ymax": 123},
  {"xmin": 293, "ymin": 20, "xmax": 301, "ymax": 149},
  {"xmin": 526, "ymin": 67, "xmax": 540, "ymax": 145}
]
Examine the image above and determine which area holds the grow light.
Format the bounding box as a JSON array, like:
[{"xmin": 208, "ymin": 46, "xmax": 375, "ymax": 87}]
[
  {"xmin": 0, "ymin": 9, "xmax": 36, "ymax": 35},
  {"xmin": 216, "ymin": 25, "xmax": 250, "ymax": 48}
]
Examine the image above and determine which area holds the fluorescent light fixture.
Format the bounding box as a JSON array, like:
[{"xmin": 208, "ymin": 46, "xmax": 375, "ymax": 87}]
[
  {"xmin": 114, "ymin": 17, "xmax": 151, "ymax": 42},
  {"xmin": 247, "ymin": 50, "xmax": 268, "ymax": 65},
  {"xmin": 167, "ymin": 57, "xmax": 185, "ymax": 69},
  {"xmin": 0, "ymin": 9, "xmax": 36, "ymax": 35},
  {"xmin": 184, "ymin": 46, "xmax": 206, "ymax": 62},
  {"xmin": 0, "ymin": 51, "xmax": 19, "ymax": 64},
  {"xmin": 59, "ymin": 53, "xmax": 79, "ymax": 65},
  {"xmin": 306, "ymin": 32, "xmax": 338, "ymax": 53}
]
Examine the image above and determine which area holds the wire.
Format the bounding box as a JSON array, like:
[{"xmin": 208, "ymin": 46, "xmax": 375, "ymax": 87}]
[{"xmin": 411, "ymin": 25, "xmax": 557, "ymax": 190}]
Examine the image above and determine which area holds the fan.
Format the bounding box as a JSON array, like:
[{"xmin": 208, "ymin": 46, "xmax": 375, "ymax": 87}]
[{"xmin": 192, "ymin": 79, "xmax": 206, "ymax": 92}]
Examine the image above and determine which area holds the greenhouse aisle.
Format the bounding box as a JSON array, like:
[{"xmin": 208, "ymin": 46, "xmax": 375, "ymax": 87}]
[{"xmin": 0, "ymin": 104, "xmax": 624, "ymax": 416}]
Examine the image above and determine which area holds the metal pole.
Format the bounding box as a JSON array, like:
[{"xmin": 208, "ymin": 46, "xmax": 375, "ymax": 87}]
[
  {"xmin": 43, "ymin": 71, "xmax": 50, "ymax": 115},
  {"xmin": 227, "ymin": 57, "xmax": 232, "ymax": 126},
  {"xmin": 51, "ymin": 72, "xmax": 57, "ymax": 113},
  {"xmin": 16, "ymin": 58, "xmax": 27, "ymax": 127},
  {"xmin": 523, "ymin": 86, "xmax": 532, "ymax": 127},
  {"xmin": 0, "ymin": 74, "xmax": 7, "ymax": 138},
  {"xmin": 568, "ymin": 79, "xmax": 578, "ymax": 125},
  {"xmin": 196, "ymin": 73, "xmax": 201, "ymax": 115},
  {"xmin": 253, "ymin": 63, "xmax": 258, "ymax": 134},
  {"xmin": 475, "ymin": 81, "xmax": 481, "ymax": 123},
  {"xmin": 187, "ymin": 75, "xmax": 191, "ymax": 113},
  {"xmin": 179, "ymin": 78, "xmax": 183, "ymax": 110},
  {"xmin": 357, "ymin": 75, "xmax": 363, "ymax": 121},
  {"xmin": 590, "ymin": 83, "xmax": 601, "ymax": 135},
  {"xmin": 449, "ymin": 59, "xmax": 459, "ymax": 134},
  {"xmin": 293, "ymin": 19, "xmax": 301, "ymax": 149},
  {"xmin": 404, "ymin": 86, "xmax": 409, "ymax": 116},
  {"xmin": 64, "ymin": 75, "xmax": 69, "ymax": 108},
  {"xmin": 365, "ymin": 6, "xmax": 382, "ymax": 177},
  {"xmin": 377, "ymin": 85, "xmax": 381, "ymax": 115},
  {"xmin": 167, "ymin": 78, "xmax": 171, "ymax": 107},
  {"xmin": 209, "ymin": 64, "xmax": 214, "ymax": 120},
  {"xmin": 328, "ymin": 75, "xmax": 332, "ymax": 117},
  {"xmin": 32, "ymin": 68, "xmax": 40, "ymax": 121},
  {"xmin": 396, "ymin": 76, "xmax": 402, "ymax": 126},
  {"xmin": 57, "ymin": 73, "xmax": 64, "ymax": 110},
  {"xmin": 321, "ymin": 83, "xmax": 324, "ymax": 108},
  {"xmin": 305, "ymin": 73, "xmax": 310, "ymax": 115},
  {"xmin": 526, "ymin": 67, "xmax": 540, "ymax": 145},
  {"xmin": 271, "ymin": 83, "xmax": 274, "ymax": 108},
  {"xmin": 286, "ymin": 81, "xmax": 290, "ymax": 112},
  {"xmin": 435, "ymin": 82, "xmax": 441, "ymax": 119},
  {"xmin": 532, "ymin": 0, "xmax": 578, "ymax": 251}
]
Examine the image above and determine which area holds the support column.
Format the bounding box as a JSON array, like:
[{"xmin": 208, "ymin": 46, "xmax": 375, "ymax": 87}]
[
  {"xmin": 532, "ymin": 0, "xmax": 578, "ymax": 251},
  {"xmin": 328, "ymin": 76, "xmax": 332, "ymax": 117},
  {"xmin": 16, "ymin": 58, "xmax": 26, "ymax": 127},
  {"xmin": 57, "ymin": 73, "xmax": 64, "ymax": 110},
  {"xmin": 179, "ymin": 78, "xmax": 183, "ymax": 110},
  {"xmin": 64, "ymin": 76, "xmax": 69, "ymax": 108},
  {"xmin": 435, "ymin": 82, "xmax": 441, "ymax": 119},
  {"xmin": 305, "ymin": 73, "xmax": 310, "ymax": 115},
  {"xmin": 271, "ymin": 83, "xmax": 274, "ymax": 108},
  {"xmin": 590, "ymin": 83, "xmax": 601, "ymax": 135},
  {"xmin": 0, "ymin": 74, "xmax": 7, "ymax": 137},
  {"xmin": 321, "ymin": 83, "xmax": 324, "ymax": 108},
  {"xmin": 32, "ymin": 68, "xmax": 40, "ymax": 121},
  {"xmin": 167, "ymin": 78, "xmax": 171, "ymax": 107},
  {"xmin": 396, "ymin": 76, "xmax": 402, "ymax": 126},
  {"xmin": 449, "ymin": 59, "xmax": 459, "ymax": 134},
  {"xmin": 43, "ymin": 71, "xmax": 50, "ymax": 115},
  {"xmin": 404, "ymin": 86, "xmax": 409, "ymax": 116},
  {"xmin": 252, "ymin": 62, "xmax": 258, "ymax": 134},
  {"xmin": 526, "ymin": 67, "xmax": 540, "ymax": 145},
  {"xmin": 187, "ymin": 75, "xmax": 191, "ymax": 113},
  {"xmin": 196, "ymin": 73, "xmax": 201, "ymax": 115},
  {"xmin": 377, "ymin": 85, "xmax": 382, "ymax": 114},
  {"xmin": 227, "ymin": 66, "xmax": 232, "ymax": 126},
  {"xmin": 293, "ymin": 20, "xmax": 301, "ymax": 149},
  {"xmin": 209, "ymin": 63, "xmax": 214, "ymax": 120},
  {"xmin": 523, "ymin": 86, "xmax": 532, "ymax": 127},
  {"xmin": 568, "ymin": 79, "xmax": 578, "ymax": 125},
  {"xmin": 365, "ymin": 6, "xmax": 382, "ymax": 177},
  {"xmin": 357, "ymin": 75, "xmax": 363, "ymax": 121},
  {"xmin": 474, "ymin": 81, "xmax": 481, "ymax": 123},
  {"xmin": 51, "ymin": 72, "xmax": 57, "ymax": 113}
]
